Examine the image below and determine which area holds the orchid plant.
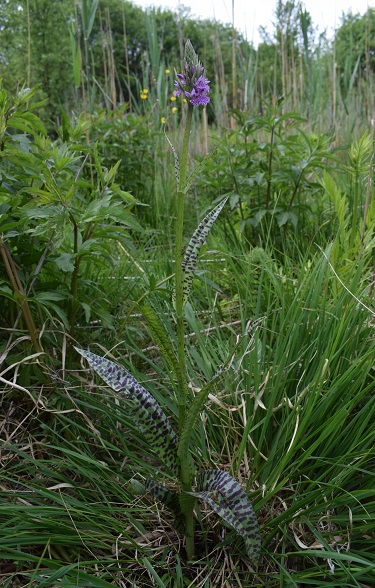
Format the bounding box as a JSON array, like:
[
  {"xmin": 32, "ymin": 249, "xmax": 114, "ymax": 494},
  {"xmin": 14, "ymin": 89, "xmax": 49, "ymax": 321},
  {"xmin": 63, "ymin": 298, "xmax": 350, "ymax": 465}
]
[{"xmin": 76, "ymin": 40, "xmax": 260, "ymax": 562}]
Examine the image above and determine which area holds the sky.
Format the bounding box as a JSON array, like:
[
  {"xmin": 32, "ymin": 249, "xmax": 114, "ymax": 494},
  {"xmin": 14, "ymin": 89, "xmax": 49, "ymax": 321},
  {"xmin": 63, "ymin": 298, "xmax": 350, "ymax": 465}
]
[{"xmin": 132, "ymin": 0, "xmax": 374, "ymax": 46}]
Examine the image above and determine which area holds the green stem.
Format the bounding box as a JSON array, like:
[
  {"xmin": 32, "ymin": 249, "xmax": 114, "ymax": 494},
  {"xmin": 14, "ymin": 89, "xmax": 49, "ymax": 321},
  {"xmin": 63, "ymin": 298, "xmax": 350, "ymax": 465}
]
[
  {"xmin": 175, "ymin": 104, "xmax": 193, "ymax": 434},
  {"xmin": 68, "ymin": 212, "xmax": 81, "ymax": 339},
  {"xmin": 350, "ymin": 168, "xmax": 360, "ymax": 249},
  {"xmin": 175, "ymin": 103, "xmax": 195, "ymax": 560},
  {"xmin": 266, "ymin": 125, "xmax": 274, "ymax": 210},
  {"xmin": 0, "ymin": 241, "xmax": 42, "ymax": 355}
]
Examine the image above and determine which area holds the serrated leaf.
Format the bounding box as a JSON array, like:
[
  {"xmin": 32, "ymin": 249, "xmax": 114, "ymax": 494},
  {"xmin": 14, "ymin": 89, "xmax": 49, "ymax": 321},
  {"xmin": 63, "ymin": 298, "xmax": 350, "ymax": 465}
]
[
  {"xmin": 188, "ymin": 469, "xmax": 261, "ymax": 562},
  {"xmin": 164, "ymin": 130, "xmax": 180, "ymax": 185},
  {"xmin": 54, "ymin": 253, "xmax": 76, "ymax": 273},
  {"xmin": 75, "ymin": 349, "xmax": 178, "ymax": 477},
  {"xmin": 176, "ymin": 197, "xmax": 228, "ymax": 307}
]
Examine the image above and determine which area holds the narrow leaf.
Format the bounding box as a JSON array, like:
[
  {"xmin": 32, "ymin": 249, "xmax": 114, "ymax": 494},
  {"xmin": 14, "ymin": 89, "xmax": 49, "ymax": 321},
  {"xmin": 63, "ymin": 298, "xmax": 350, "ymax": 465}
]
[
  {"xmin": 189, "ymin": 469, "xmax": 261, "ymax": 562},
  {"xmin": 86, "ymin": 0, "xmax": 99, "ymax": 39},
  {"xmin": 76, "ymin": 348, "xmax": 178, "ymax": 477},
  {"xmin": 178, "ymin": 373, "xmax": 222, "ymax": 465},
  {"xmin": 182, "ymin": 147, "xmax": 218, "ymax": 195},
  {"xmin": 138, "ymin": 303, "xmax": 183, "ymax": 384},
  {"xmin": 164, "ymin": 129, "xmax": 180, "ymax": 185},
  {"xmin": 178, "ymin": 197, "xmax": 228, "ymax": 307}
]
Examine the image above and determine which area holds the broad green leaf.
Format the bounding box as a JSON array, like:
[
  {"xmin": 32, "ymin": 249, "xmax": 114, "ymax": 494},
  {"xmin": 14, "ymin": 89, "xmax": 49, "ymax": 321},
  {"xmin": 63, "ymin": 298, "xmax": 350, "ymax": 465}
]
[
  {"xmin": 34, "ymin": 291, "xmax": 67, "ymax": 302},
  {"xmin": 177, "ymin": 197, "xmax": 228, "ymax": 307},
  {"xmin": 75, "ymin": 349, "xmax": 179, "ymax": 477},
  {"xmin": 188, "ymin": 469, "xmax": 261, "ymax": 562},
  {"xmin": 8, "ymin": 111, "xmax": 47, "ymax": 136},
  {"xmin": 164, "ymin": 130, "xmax": 180, "ymax": 185}
]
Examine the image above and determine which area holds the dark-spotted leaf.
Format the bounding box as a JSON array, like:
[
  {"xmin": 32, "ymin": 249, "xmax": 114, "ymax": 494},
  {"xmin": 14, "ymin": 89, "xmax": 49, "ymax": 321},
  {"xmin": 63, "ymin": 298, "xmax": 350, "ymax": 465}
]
[
  {"xmin": 76, "ymin": 348, "xmax": 178, "ymax": 477},
  {"xmin": 175, "ymin": 197, "xmax": 228, "ymax": 307},
  {"xmin": 188, "ymin": 469, "xmax": 261, "ymax": 562}
]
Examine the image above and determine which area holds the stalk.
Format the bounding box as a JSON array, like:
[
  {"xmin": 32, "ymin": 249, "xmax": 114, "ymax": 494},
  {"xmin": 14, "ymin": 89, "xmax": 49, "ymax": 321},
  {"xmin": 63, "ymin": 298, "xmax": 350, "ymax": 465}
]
[
  {"xmin": 175, "ymin": 103, "xmax": 193, "ymax": 432},
  {"xmin": 350, "ymin": 163, "xmax": 360, "ymax": 250},
  {"xmin": 175, "ymin": 102, "xmax": 195, "ymax": 560},
  {"xmin": 0, "ymin": 241, "xmax": 42, "ymax": 354},
  {"xmin": 172, "ymin": 39, "xmax": 211, "ymax": 559}
]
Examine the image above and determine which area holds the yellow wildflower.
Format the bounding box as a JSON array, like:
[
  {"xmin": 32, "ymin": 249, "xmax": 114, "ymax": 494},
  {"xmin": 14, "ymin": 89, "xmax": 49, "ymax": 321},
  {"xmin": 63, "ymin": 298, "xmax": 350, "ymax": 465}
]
[
  {"xmin": 170, "ymin": 95, "xmax": 176, "ymax": 102},
  {"xmin": 161, "ymin": 117, "xmax": 166, "ymax": 124},
  {"xmin": 183, "ymin": 98, "xmax": 187, "ymax": 103},
  {"xmin": 143, "ymin": 88, "xmax": 148, "ymax": 94},
  {"xmin": 172, "ymin": 107, "xmax": 177, "ymax": 114},
  {"xmin": 165, "ymin": 69, "xmax": 170, "ymax": 74}
]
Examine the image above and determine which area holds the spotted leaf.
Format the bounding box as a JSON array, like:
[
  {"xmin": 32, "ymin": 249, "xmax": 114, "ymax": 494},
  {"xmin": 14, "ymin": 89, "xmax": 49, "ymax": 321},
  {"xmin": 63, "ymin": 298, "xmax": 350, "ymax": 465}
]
[
  {"xmin": 188, "ymin": 469, "xmax": 261, "ymax": 562},
  {"xmin": 76, "ymin": 348, "xmax": 178, "ymax": 477},
  {"xmin": 176, "ymin": 197, "xmax": 228, "ymax": 307}
]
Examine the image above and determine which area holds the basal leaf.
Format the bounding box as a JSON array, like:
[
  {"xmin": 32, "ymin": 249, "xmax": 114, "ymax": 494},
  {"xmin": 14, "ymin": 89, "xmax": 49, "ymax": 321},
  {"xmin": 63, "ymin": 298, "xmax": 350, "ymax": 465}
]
[
  {"xmin": 176, "ymin": 197, "xmax": 228, "ymax": 307},
  {"xmin": 76, "ymin": 348, "xmax": 178, "ymax": 477},
  {"xmin": 188, "ymin": 469, "xmax": 261, "ymax": 562}
]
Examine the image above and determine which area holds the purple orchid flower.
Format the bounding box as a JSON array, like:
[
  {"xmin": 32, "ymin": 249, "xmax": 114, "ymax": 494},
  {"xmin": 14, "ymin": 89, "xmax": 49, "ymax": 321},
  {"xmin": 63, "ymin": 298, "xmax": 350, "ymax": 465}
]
[{"xmin": 173, "ymin": 40, "xmax": 210, "ymax": 107}]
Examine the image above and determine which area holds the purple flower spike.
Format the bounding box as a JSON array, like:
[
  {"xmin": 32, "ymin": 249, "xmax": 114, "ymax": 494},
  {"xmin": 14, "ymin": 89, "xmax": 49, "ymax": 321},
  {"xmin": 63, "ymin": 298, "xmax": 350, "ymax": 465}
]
[{"xmin": 173, "ymin": 39, "xmax": 210, "ymax": 107}]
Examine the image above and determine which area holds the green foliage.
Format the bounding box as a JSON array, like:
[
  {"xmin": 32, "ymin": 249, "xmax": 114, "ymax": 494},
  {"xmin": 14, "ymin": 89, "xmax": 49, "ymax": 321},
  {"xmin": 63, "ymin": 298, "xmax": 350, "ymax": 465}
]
[
  {"xmin": 177, "ymin": 197, "xmax": 228, "ymax": 308},
  {"xmin": 0, "ymin": 86, "xmax": 141, "ymax": 354},
  {"xmin": 335, "ymin": 8, "xmax": 375, "ymax": 89},
  {"xmin": 75, "ymin": 348, "xmax": 179, "ymax": 477},
  {"xmin": 198, "ymin": 103, "xmax": 337, "ymax": 250},
  {"xmin": 190, "ymin": 469, "xmax": 260, "ymax": 562},
  {"xmin": 89, "ymin": 107, "xmax": 157, "ymax": 205}
]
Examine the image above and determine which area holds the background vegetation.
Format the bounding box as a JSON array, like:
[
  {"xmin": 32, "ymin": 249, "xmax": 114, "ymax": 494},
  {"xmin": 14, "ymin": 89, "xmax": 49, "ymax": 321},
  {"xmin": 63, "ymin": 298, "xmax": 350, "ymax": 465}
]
[{"xmin": 0, "ymin": 0, "xmax": 374, "ymax": 586}]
